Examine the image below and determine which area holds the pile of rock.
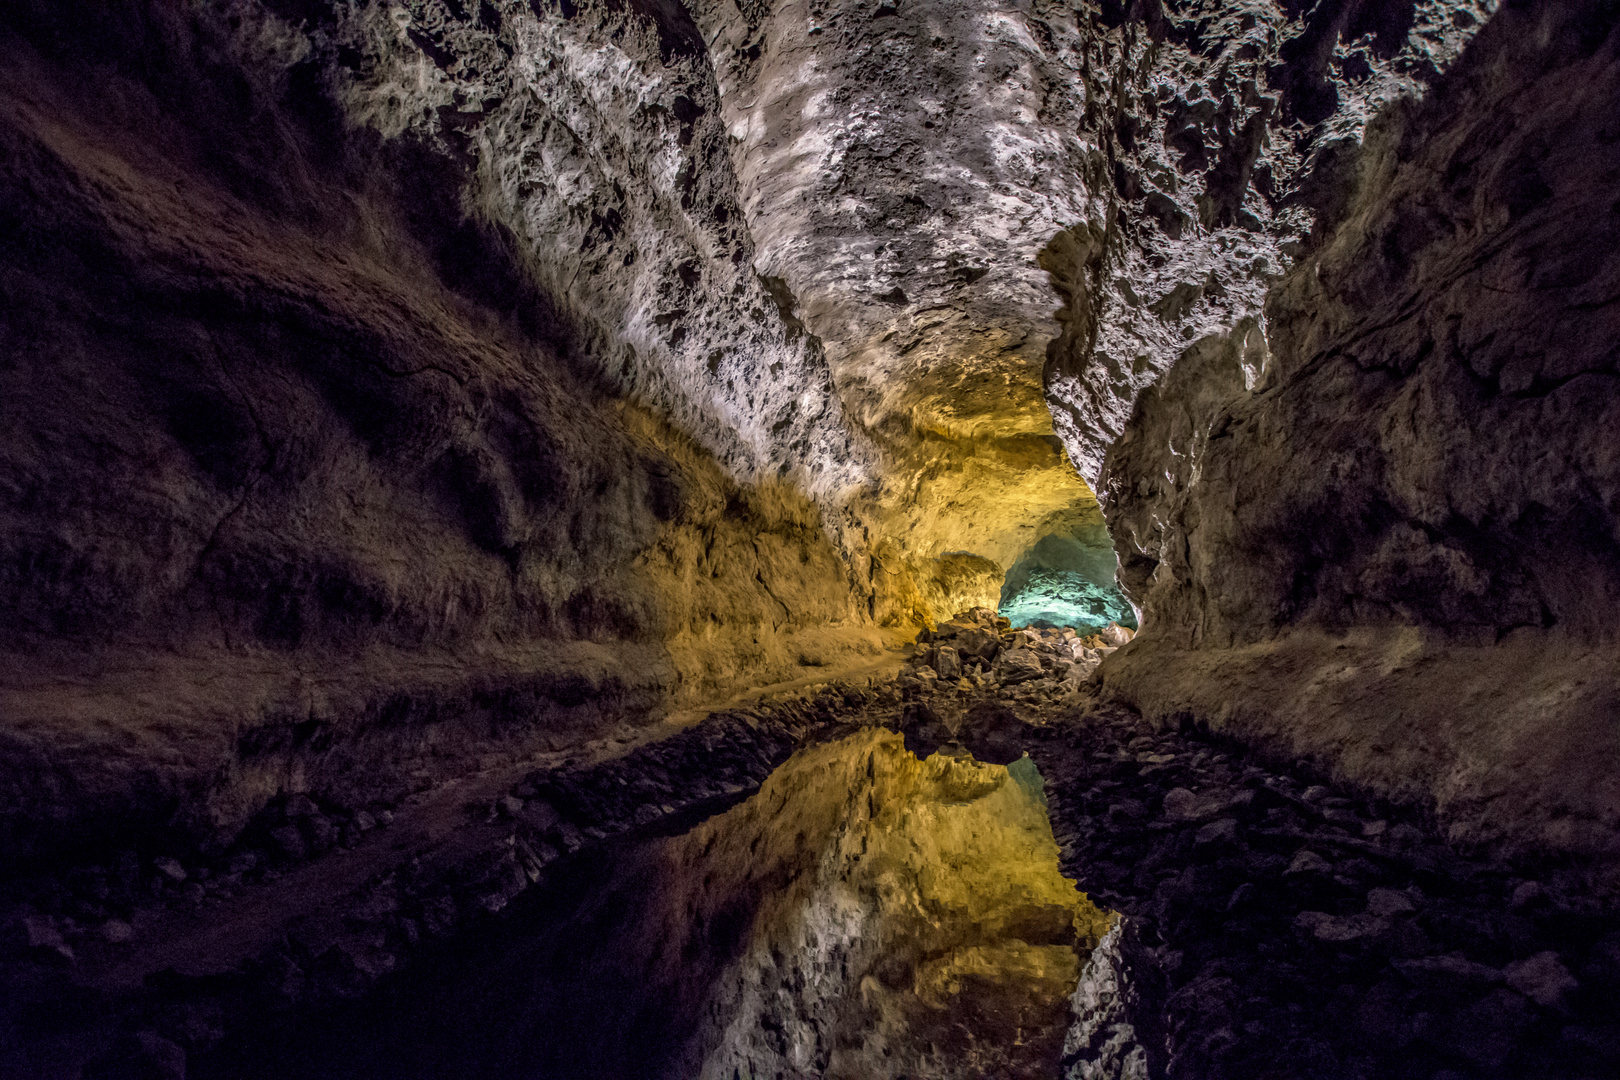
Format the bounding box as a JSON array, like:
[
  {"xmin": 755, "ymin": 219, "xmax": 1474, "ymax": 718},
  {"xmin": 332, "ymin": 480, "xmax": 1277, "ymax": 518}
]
[{"xmin": 904, "ymin": 607, "xmax": 1136, "ymax": 696}]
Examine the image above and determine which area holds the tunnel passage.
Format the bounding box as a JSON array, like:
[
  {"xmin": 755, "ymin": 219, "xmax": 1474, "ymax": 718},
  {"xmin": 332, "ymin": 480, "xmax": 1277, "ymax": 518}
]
[{"xmin": 999, "ymin": 532, "xmax": 1138, "ymax": 634}]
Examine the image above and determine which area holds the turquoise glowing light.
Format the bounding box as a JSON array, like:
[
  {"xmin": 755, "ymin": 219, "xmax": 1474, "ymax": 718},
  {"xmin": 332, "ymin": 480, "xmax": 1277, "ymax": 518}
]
[{"xmin": 998, "ymin": 567, "xmax": 1137, "ymax": 631}]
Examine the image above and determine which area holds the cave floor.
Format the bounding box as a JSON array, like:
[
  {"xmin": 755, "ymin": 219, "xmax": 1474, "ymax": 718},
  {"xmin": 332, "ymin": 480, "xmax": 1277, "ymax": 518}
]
[{"xmin": 5, "ymin": 646, "xmax": 1619, "ymax": 1080}]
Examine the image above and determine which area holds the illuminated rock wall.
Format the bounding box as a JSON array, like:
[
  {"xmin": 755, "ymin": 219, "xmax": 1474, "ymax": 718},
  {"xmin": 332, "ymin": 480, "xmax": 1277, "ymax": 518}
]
[
  {"xmin": 0, "ymin": 1, "xmax": 885, "ymax": 860},
  {"xmin": 1096, "ymin": 0, "xmax": 1620, "ymax": 874}
]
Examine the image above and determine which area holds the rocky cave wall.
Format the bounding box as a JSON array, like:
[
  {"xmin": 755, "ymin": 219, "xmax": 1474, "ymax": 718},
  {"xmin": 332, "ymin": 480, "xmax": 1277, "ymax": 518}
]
[
  {"xmin": 0, "ymin": 0, "xmax": 1186, "ymax": 861},
  {"xmin": 0, "ymin": 0, "xmax": 887, "ymax": 862},
  {"xmin": 1093, "ymin": 0, "xmax": 1620, "ymax": 879},
  {"xmin": 3, "ymin": 0, "xmax": 1618, "ymax": 887}
]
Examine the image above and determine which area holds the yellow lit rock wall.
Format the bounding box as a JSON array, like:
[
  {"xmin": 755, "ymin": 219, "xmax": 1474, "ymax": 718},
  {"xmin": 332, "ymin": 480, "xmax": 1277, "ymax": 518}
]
[{"xmin": 858, "ymin": 432, "xmax": 1108, "ymax": 629}]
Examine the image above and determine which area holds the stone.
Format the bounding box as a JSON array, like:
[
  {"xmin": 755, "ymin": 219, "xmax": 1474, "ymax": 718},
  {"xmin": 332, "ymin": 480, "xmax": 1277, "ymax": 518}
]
[
  {"xmin": 9, "ymin": 915, "xmax": 73, "ymax": 962},
  {"xmin": 1295, "ymin": 911, "xmax": 1389, "ymax": 945},
  {"xmin": 1509, "ymin": 880, "xmax": 1548, "ymax": 911},
  {"xmin": 933, "ymin": 646, "xmax": 961, "ymax": 680},
  {"xmin": 953, "ymin": 628, "xmax": 1000, "ymax": 661},
  {"xmin": 1505, "ymin": 951, "xmax": 1578, "ymax": 1011},
  {"xmin": 498, "ymin": 795, "xmax": 525, "ymax": 818},
  {"xmin": 1285, "ymin": 850, "xmax": 1333, "ymax": 877},
  {"xmin": 152, "ymin": 857, "xmax": 187, "ymax": 882},
  {"xmin": 1160, "ymin": 788, "xmax": 1200, "ymax": 821},
  {"xmin": 227, "ymin": 852, "xmax": 258, "ymax": 875},
  {"xmin": 1366, "ymin": 888, "xmax": 1417, "ymax": 917},
  {"xmin": 353, "ymin": 811, "xmax": 376, "ymax": 832},
  {"xmin": 100, "ymin": 919, "xmax": 134, "ymax": 943},
  {"xmin": 1099, "ymin": 623, "xmax": 1133, "ymax": 647},
  {"xmin": 1194, "ymin": 819, "xmax": 1239, "ymax": 849},
  {"xmin": 992, "ymin": 649, "xmax": 1045, "ymax": 686}
]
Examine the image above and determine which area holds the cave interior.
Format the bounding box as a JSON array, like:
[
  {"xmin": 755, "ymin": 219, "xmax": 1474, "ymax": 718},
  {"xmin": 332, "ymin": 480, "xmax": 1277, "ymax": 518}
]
[{"xmin": 2, "ymin": 1, "xmax": 1619, "ymax": 1078}]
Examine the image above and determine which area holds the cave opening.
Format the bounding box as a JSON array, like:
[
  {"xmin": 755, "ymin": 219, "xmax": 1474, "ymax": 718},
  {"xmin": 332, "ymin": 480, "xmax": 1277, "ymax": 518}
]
[{"xmin": 998, "ymin": 532, "xmax": 1138, "ymax": 634}]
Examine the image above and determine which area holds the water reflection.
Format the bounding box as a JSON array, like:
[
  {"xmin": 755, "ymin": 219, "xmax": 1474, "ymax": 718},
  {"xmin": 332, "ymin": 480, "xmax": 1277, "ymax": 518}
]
[{"xmin": 204, "ymin": 731, "xmax": 1114, "ymax": 1079}]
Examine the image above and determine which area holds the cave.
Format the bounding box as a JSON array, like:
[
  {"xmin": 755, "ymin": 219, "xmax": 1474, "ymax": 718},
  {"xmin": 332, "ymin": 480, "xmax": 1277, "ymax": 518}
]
[{"xmin": 1, "ymin": 1, "xmax": 1617, "ymax": 1078}]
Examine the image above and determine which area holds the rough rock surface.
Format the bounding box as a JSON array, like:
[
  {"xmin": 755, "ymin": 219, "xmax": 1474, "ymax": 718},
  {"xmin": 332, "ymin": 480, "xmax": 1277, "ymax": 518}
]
[
  {"xmin": 1097, "ymin": 0, "xmax": 1620, "ymax": 874},
  {"xmin": 1035, "ymin": 0, "xmax": 1495, "ymax": 483},
  {"xmin": 0, "ymin": 0, "xmax": 891, "ymax": 862}
]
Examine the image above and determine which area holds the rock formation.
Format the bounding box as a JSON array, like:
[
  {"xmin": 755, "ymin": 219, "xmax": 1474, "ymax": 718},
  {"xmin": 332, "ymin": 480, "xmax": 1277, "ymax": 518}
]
[
  {"xmin": 2, "ymin": 0, "xmax": 1620, "ymax": 1075},
  {"xmin": 1097, "ymin": 0, "xmax": 1620, "ymax": 870}
]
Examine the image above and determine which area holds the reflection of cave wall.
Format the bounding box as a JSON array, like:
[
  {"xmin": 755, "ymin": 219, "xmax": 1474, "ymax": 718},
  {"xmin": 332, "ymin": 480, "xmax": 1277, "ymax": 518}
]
[{"xmin": 209, "ymin": 730, "xmax": 1113, "ymax": 1079}]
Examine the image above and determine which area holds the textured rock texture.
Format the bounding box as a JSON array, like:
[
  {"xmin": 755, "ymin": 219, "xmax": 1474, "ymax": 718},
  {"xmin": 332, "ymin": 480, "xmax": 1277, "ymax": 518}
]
[
  {"xmin": 3, "ymin": 0, "xmax": 1618, "ymax": 969},
  {"xmin": 691, "ymin": 0, "xmax": 1111, "ymax": 606},
  {"xmin": 1042, "ymin": 0, "xmax": 1496, "ymax": 483},
  {"xmin": 0, "ymin": 0, "xmax": 886, "ymax": 862},
  {"xmin": 1097, "ymin": 0, "xmax": 1620, "ymax": 874}
]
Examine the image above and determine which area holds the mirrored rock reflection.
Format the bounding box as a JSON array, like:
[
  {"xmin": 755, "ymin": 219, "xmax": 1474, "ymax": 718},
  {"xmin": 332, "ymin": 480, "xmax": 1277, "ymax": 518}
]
[{"xmin": 203, "ymin": 730, "xmax": 1141, "ymax": 1079}]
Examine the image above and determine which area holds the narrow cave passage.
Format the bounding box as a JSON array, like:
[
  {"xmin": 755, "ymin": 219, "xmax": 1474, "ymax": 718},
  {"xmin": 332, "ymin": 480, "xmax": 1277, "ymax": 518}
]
[{"xmin": 3, "ymin": 1, "xmax": 1619, "ymax": 1079}]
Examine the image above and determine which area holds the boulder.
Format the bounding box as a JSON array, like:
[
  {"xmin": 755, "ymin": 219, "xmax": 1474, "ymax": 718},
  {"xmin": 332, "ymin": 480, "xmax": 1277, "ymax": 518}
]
[
  {"xmin": 1100, "ymin": 623, "xmax": 1134, "ymax": 647},
  {"xmin": 954, "ymin": 628, "xmax": 1001, "ymax": 660},
  {"xmin": 992, "ymin": 649, "xmax": 1044, "ymax": 686},
  {"xmin": 1505, "ymin": 951, "xmax": 1578, "ymax": 1011}
]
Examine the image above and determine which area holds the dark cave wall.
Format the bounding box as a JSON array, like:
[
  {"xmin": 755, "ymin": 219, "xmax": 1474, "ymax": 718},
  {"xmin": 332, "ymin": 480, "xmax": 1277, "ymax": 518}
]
[
  {"xmin": 0, "ymin": 0, "xmax": 879, "ymax": 861},
  {"xmin": 1096, "ymin": 0, "xmax": 1620, "ymax": 873}
]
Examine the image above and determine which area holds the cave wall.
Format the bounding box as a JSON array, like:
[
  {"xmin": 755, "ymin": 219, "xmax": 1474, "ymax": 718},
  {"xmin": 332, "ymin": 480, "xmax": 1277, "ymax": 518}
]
[
  {"xmin": 0, "ymin": 0, "xmax": 884, "ymax": 861},
  {"xmin": 1094, "ymin": 0, "xmax": 1620, "ymax": 874},
  {"xmin": 5, "ymin": 0, "xmax": 1616, "ymax": 884},
  {"xmin": 1040, "ymin": 0, "xmax": 1497, "ymax": 485}
]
